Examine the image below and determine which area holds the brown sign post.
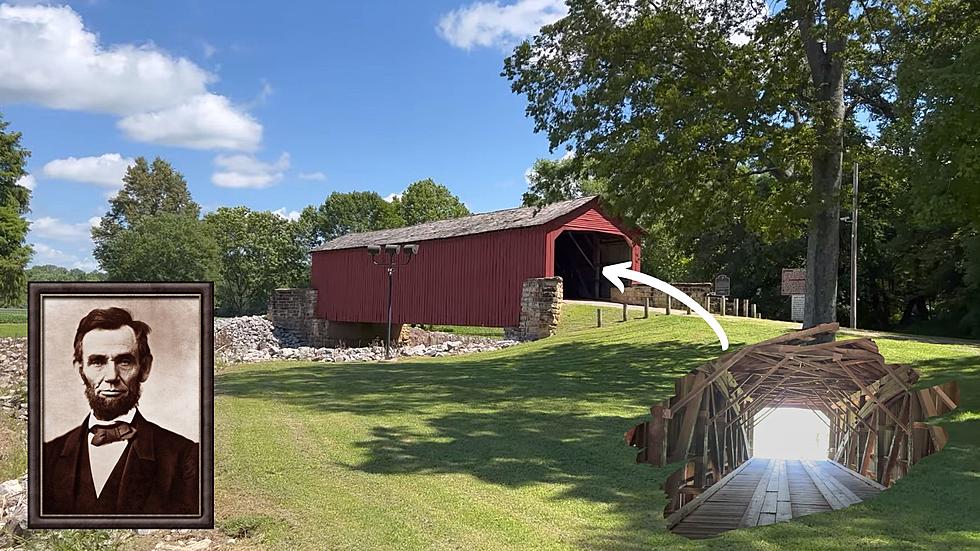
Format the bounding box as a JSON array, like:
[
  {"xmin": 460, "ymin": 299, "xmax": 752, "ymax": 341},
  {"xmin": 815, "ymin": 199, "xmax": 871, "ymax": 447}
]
[
  {"xmin": 781, "ymin": 268, "xmax": 806, "ymax": 296},
  {"xmin": 781, "ymin": 268, "xmax": 806, "ymax": 322}
]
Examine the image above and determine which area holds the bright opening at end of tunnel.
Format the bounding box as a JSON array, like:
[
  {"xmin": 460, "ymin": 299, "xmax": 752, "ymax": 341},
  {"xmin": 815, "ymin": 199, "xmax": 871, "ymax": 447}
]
[{"xmin": 753, "ymin": 407, "xmax": 830, "ymax": 460}]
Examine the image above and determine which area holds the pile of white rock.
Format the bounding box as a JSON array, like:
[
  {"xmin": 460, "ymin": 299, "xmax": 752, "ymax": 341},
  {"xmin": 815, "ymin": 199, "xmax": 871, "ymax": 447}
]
[
  {"xmin": 0, "ymin": 476, "xmax": 26, "ymax": 543},
  {"xmin": 214, "ymin": 316, "xmax": 520, "ymax": 364},
  {"xmin": 0, "ymin": 338, "xmax": 26, "ymax": 421}
]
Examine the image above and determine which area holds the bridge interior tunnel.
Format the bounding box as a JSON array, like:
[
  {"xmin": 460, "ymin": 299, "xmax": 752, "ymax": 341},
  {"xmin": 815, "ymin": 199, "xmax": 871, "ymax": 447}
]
[
  {"xmin": 624, "ymin": 323, "xmax": 959, "ymax": 538},
  {"xmin": 553, "ymin": 230, "xmax": 632, "ymax": 300}
]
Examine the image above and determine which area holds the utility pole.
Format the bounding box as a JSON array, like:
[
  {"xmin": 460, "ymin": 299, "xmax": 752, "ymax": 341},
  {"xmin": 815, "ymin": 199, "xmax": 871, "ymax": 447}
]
[{"xmin": 850, "ymin": 163, "xmax": 858, "ymax": 330}]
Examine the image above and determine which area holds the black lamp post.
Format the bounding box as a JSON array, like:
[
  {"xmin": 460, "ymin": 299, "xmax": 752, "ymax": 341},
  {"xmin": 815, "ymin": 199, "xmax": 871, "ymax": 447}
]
[{"xmin": 367, "ymin": 243, "xmax": 418, "ymax": 358}]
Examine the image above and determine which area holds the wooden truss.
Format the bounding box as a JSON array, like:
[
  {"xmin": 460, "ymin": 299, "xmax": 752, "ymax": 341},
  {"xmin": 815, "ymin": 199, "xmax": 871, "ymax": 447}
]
[{"xmin": 624, "ymin": 323, "xmax": 959, "ymax": 516}]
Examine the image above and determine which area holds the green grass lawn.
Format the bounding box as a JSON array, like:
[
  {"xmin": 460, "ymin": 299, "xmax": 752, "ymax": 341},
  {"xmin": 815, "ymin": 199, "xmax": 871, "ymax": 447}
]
[
  {"xmin": 0, "ymin": 324, "xmax": 26, "ymax": 338},
  {"xmin": 213, "ymin": 306, "xmax": 980, "ymax": 550}
]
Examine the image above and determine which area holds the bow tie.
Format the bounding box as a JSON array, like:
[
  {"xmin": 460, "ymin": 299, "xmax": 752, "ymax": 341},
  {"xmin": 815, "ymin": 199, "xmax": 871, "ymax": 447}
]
[{"xmin": 90, "ymin": 422, "xmax": 137, "ymax": 446}]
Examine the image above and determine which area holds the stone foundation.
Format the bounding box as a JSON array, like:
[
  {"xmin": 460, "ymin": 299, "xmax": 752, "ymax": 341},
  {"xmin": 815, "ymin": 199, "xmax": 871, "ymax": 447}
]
[
  {"xmin": 267, "ymin": 288, "xmax": 404, "ymax": 347},
  {"xmin": 505, "ymin": 277, "xmax": 562, "ymax": 341}
]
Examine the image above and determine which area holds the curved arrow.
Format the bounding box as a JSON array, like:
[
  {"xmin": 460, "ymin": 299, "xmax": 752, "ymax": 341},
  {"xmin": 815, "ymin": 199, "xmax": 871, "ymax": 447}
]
[{"xmin": 602, "ymin": 261, "xmax": 730, "ymax": 350}]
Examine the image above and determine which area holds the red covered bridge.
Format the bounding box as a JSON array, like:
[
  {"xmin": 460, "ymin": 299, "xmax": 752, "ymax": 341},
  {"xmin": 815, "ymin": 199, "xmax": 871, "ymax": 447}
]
[{"xmin": 310, "ymin": 196, "xmax": 641, "ymax": 328}]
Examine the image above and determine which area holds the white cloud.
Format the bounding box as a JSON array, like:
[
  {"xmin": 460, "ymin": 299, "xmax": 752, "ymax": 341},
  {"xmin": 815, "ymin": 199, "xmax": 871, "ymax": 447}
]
[
  {"xmin": 41, "ymin": 153, "xmax": 134, "ymax": 188},
  {"xmin": 29, "ymin": 216, "xmax": 93, "ymax": 242},
  {"xmin": 0, "ymin": 4, "xmax": 210, "ymax": 115},
  {"xmin": 211, "ymin": 152, "xmax": 290, "ymax": 189},
  {"xmin": 437, "ymin": 0, "xmax": 567, "ymax": 50},
  {"xmin": 15, "ymin": 174, "xmax": 35, "ymax": 190},
  {"xmin": 0, "ymin": 4, "xmax": 262, "ymax": 151},
  {"xmin": 298, "ymin": 171, "xmax": 327, "ymax": 182},
  {"xmin": 272, "ymin": 208, "xmax": 302, "ymax": 222},
  {"xmin": 118, "ymin": 94, "xmax": 262, "ymax": 151},
  {"xmin": 384, "ymin": 193, "xmax": 402, "ymax": 202}
]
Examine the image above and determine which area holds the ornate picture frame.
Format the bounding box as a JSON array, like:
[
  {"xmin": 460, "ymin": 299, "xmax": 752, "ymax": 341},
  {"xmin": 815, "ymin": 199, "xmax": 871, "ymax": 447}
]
[{"xmin": 27, "ymin": 282, "xmax": 214, "ymax": 528}]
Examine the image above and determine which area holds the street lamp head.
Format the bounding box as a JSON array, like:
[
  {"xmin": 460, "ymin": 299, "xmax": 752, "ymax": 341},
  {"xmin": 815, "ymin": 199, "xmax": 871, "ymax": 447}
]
[
  {"xmin": 366, "ymin": 244, "xmax": 381, "ymax": 258},
  {"xmin": 384, "ymin": 244, "xmax": 400, "ymax": 258},
  {"xmin": 403, "ymin": 244, "xmax": 419, "ymax": 256}
]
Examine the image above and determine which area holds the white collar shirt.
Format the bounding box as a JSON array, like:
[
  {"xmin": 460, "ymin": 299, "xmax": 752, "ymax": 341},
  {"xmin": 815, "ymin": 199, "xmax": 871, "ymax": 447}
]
[{"xmin": 86, "ymin": 408, "xmax": 137, "ymax": 498}]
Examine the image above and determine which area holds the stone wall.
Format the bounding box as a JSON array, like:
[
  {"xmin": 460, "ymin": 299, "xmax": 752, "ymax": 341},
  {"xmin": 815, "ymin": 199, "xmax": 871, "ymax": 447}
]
[
  {"xmin": 267, "ymin": 288, "xmax": 318, "ymax": 335},
  {"xmin": 505, "ymin": 277, "xmax": 563, "ymax": 341},
  {"xmin": 267, "ymin": 288, "xmax": 402, "ymax": 347},
  {"xmin": 610, "ymin": 283, "xmax": 713, "ymax": 309}
]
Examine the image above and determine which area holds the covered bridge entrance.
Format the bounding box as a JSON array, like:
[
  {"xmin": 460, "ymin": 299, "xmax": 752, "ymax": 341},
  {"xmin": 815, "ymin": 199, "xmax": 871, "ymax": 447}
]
[
  {"xmin": 625, "ymin": 323, "xmax": 958, "ymax": 539},
  {"xmin": 310, "ymin": 196, "xmax": 640, "ymax": 329}
]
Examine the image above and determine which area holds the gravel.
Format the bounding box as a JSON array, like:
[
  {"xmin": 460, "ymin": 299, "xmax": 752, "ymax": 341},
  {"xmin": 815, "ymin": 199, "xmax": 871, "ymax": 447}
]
[{"xmin": 214, "ymin": 316, "xmax": 520, "ymax": 364}]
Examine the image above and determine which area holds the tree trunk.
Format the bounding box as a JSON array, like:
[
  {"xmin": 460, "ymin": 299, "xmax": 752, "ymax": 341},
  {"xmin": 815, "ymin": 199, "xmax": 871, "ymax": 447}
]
[{"xmin": 797, "ymin": 0, "xmax": 849, "ymax": 332}]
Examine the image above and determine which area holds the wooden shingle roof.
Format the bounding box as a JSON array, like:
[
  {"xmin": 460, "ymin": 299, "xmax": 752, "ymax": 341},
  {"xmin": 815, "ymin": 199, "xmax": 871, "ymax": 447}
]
[{"xmin": 312, "ymin": 196, "xmax": 597, "ymax": 252}]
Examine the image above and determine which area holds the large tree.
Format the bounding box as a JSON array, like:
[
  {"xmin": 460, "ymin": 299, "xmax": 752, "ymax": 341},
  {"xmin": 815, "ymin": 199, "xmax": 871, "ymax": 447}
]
[
  {"xmin": 396, "ymin": 179, "xmax": 470, "ymax": 226},
  {"xmin": 884, "ymin": 0, "xmax": 980, "ymax": 335},
  {"xmin": 300, "ymin": 191, "xmax": 403, "ymax": 247},
  {"xmin": 0, "ymin": 114, "xmax": 32, "ymax": 306},
  {"xmin": 92, "ymin": 157, "xmax": 216, "ymax": 281},
  {"xmin": 503, "ymin": 0, "xmax": 901, "ymax": 330},
  {"xmin": 102, "ymin": 213, "xmax": 218, "ymax": 282},
  {"xmin": 204, "ymin": 207, "xmax": 308, "ymax": 315}
]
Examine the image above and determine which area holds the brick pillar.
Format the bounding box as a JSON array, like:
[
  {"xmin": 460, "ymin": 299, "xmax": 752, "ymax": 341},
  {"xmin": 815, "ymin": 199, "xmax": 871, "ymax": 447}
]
[{"xmin": 506, "ymin": 277, "xmax": 563, "ymax": 341}]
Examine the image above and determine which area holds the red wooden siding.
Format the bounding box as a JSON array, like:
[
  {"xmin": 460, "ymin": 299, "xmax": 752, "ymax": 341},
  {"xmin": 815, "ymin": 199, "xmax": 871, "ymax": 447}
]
[
  {"xmin": 311, "ymin": 226, "xmax": 548, "ymax": 327},
  {"xmin": 309, "ymin": 198, "xmax": 642, "ymax": 327}
]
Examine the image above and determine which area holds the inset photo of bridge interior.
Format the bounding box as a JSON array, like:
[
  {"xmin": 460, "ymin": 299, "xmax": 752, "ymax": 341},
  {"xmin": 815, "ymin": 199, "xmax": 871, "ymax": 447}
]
[{"xmin": 625, "ymin": 323, "xmax": 959, "ymax": 539}]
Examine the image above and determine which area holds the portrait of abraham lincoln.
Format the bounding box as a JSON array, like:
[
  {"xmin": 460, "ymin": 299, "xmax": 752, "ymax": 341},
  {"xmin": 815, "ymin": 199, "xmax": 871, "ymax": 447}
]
[{"xmin": 28, "ymin": 283, "xmax": 213, "ymax": 529}]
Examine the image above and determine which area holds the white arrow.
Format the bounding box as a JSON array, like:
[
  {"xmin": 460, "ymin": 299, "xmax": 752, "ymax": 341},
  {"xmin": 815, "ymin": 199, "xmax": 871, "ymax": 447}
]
[{"xmin": 602, "ymin": 261, "xmax": 730, "ymax": 351}]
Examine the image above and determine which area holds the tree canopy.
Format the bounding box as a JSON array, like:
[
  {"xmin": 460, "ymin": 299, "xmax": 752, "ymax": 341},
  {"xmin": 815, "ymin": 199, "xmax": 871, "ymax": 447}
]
[
  {"xmin": 0, "ymin": 114, "xmax": 32, "ymax": 306},
  {"xmin": 396, "ymin": 179, "xmax": 470, "ymax": 226},
  {"xmin": 205, "ymin": 207, "xmax": 308, "ymax": 315},
  {"xmin": 92, "ymin": 157, "xmax": 217, "ymax": 281},
  {"xmin": 503, "ymin": 0, "xmax": 919, "ymax": 330},
  {"xmin": 300, "ymin": 191, "xmax": 403, "ymax": 247}
]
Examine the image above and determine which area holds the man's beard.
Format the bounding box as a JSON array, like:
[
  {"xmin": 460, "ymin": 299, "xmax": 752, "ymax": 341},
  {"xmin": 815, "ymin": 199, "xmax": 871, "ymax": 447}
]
[{"xmin": 84, "ymin": 378, "xmax": 142, "ymax": 421}]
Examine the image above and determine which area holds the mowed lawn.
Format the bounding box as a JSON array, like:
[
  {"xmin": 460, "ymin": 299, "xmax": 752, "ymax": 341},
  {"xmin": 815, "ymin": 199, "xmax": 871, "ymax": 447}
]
[{"xmin": 214, "ymin": 306, "xmax": 980, "ymax": 550}]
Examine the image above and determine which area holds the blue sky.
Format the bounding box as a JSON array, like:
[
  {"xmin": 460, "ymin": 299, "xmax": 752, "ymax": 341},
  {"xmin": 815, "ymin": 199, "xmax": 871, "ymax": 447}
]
[{"xmin": 2, "ymin": 0, "xmax": 571, "ymax": 270}]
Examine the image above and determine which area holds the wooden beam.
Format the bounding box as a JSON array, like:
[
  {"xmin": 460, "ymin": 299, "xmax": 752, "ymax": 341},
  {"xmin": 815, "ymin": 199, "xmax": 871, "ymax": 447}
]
[
  {"xmin": 882, "ymin": 395, "xmax": 908, "ymax": 486},
  {"xmin": 669, "ymin": 373, "xmax": 706, "ymax": 462},
  {"xmin": 932, "ymin": 385, "xmax": 958, "ymax": 410},
  {"xmin": 838, "ymin": 361, "xmax": 911, "ymax": 434},
  {"xmin": 665, "ymin": 351, "xmax": 776, "ymax": 418},
  {"xmin": 708, "ymin": 361, "xmax": 790, "ymax": 423},
  {"xmin": 916, "ymin": 388, "xmax": 949, "ymax": 451}
]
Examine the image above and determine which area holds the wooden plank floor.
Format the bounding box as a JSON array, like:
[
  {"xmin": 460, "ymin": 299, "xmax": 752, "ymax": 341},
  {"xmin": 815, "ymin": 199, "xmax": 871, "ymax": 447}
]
[{"xmin": 670, "ymin": 458, "xmax": 882, "ymax": 539}]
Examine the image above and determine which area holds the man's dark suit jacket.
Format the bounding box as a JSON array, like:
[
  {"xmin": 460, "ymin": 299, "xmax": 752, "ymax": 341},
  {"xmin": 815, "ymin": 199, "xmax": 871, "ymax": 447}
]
[{"xmin": 42, "ymin": 411, "xmax": 200, "ymax": 515}]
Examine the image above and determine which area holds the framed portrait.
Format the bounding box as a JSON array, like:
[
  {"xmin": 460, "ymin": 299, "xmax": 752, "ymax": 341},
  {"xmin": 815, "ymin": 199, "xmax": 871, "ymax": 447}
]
[{"xmin": 27, "ymin": 282, "xmax": 214, "ymax": 529}]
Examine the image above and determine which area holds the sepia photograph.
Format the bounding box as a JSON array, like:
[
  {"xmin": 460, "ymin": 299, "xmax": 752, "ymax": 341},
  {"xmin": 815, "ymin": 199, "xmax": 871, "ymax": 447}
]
[{"xmin": 27, "ymin": 282, "xmax": 213, "ymax": 529}]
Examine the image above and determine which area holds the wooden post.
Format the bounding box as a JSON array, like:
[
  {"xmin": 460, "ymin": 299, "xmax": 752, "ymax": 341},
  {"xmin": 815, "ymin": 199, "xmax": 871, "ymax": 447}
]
[
  {"xmin": 720, "ymin": 297, "xmax": 726, "ymax": 316},
  {"xmin": 596, "ymin": 308, "xmax": 602, "ymax": 328},
  {"xmin": 666, "ymin": 296, "xmax": 672, "ymax": 315},
  {"xmin": 686, "ymin": 303, "xmax": 692, "ymax": 315},
  {"xmin": 704, "ymin": 295, "xmax": 711, "ymax": 312},
  {"xmin": 644, "ymin": 297, "xmax": 650, "ymax": 318},
  {"xmin": 622, "ymin": 303, "xmax": 628, "ymax": 322}
]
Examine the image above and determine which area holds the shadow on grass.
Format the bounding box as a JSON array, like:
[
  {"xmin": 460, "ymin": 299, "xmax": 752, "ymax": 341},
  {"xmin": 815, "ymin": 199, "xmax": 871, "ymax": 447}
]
[
  {"xmin": 215, "ymin": 331, "xmax": 980, "ymax": 549},
  {"xmin": 216, "ymin": 337, "xmax": 728, "ymax": 549}
]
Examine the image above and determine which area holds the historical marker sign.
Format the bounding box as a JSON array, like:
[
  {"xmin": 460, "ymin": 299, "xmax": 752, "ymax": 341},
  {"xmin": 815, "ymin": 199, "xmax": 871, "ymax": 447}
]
[
  {"xmin": 714, "ymin": 274, "xmax": 731, "ymax": 296},
  {"xmin": 781, "ymin": 268, "xmax": 806, "ymax": 296}
]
